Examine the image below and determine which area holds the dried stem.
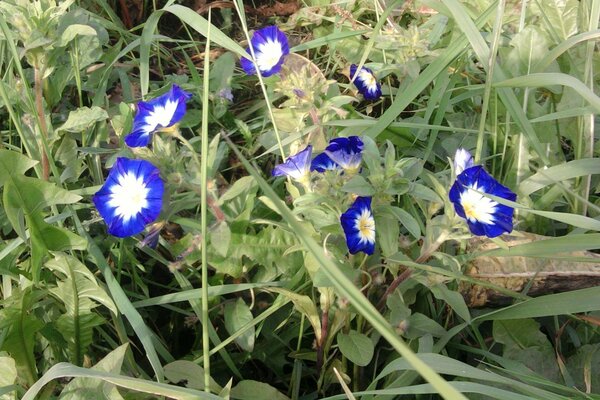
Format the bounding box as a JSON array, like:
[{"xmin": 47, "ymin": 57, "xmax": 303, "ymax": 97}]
[{"xmin": 34, "ymin": 67, "xmax": 50, "ymax": 180}]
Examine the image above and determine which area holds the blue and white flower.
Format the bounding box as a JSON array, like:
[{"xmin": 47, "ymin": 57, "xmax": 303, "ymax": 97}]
[
  {"xmin": 350, "ymin": 64, "xmax": 382, "ymax": 101},
  {"xmin": 340, "ymin": 196, "xmax": 376, "ymax": 255},
  {"xmin": 310, "ymin": 152, "xmax": 339, "ymax": 172},
  {"xmin": 453, "ymin": 148, "xmax": 474, "ymax": 175},
  {"xmin": 272, "ymin": 145, "xmax": 312, "ymax": 182},
  {"xmin": 125, "ymin": 85, "xmax": 192, "ymax": 147},
  {"xmin": 324, "ymin": 136, "xmax": 363, "ymax": 172},
  {"xmin": 93, "ymin": 158, "xmax": 164, "ymax": 238},
  {"xmin": 449, "ymin": 166, "xmax": 516, "ymax": 238},
  {"xmin": 240, "ymin": 26, "xmax": 289, "ymax": 77}
]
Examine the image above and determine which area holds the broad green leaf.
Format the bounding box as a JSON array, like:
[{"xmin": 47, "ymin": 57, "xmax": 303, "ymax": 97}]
[
  {"xmin": 337, "ymin": 331, "xmax": 374, "ymax": 367},
  {"xmin": 374, "ymin": 208, "xmax": 399, "ymax": 257},
  {"xmin": 0, "ymin": 356, "xmax": 17, "ymax": 400},
  {"xmin": 493, "ymin": 320, "xmax": 560, "ymax": 382},
  {"xmin": 565, "ymin": 344, "xmax": 600, "ymax": 393},
  {"xmin": 164, "ymin": 360, "xmax": 222, "ymax": 392},
  {"xmin": 211, "ymin": 221, "xmax": 231, "ymax": 257},
  {"xmin": 404, "ymin": 313, "xmax": 447, "ymax": 339},
  {"xmin": 503, "ymin": 26, "xmax": 554, "ymax": 78},
  {"xmin": 388, "ymin": 206, "xmax": 421, "ymax": 239},
  {"xmin": 57, "ymin": 106, "xmax": 108, "ymax": 133},
  {"xmin": 224, "ymin": 298, "xmax": 255, "ymax": 352},
  {"xmin": 46, "ymin": 252, "xmax": 117, "ymax": 365},
  {"xmin": 230, "ymin": 380, "xmax": 290, "ymax": 400},
  {"xmin": 536, "ymin": 0, "xmax": 579, "ymax": 41},
  {"xmin": 59, "ymin": 344, "xmax": 128, "ymax": 400},
  {"xmin": 0, "ymin": 289, "xmax": 43, "ymax": 385},
  {"xmin": 58, "ymin": 23, "xmax": 97, "ymax": 46},
  {"xmin": 0, "ymin": 149, "xmax": 37, "ymax": 187},
  {"xmin": 341, "ymin": 175, "xmax": 376, "ymax": 196}
]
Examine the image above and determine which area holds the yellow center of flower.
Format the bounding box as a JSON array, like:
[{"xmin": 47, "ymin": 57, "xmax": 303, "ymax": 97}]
[
  {"xmin": 356, "ymin": 210, "xmax": 375, "ymax": 242},
  {"xmin": 459, "ymin": 184, "xmax": 497, "ymax": 224}
]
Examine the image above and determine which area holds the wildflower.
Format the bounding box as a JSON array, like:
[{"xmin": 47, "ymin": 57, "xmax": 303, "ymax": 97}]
[
  {"xmin": 310, "ymin": 152, "xmax": 340, "ymax": 172},
  {"xmin": 125, "ymin": 85, "xmax": 192, "ymax": 147},
  {"xmin": 453, "ymin": 148, "xmax": 474, "ymax": 175},
  {"xmin": 340, "ymin": 196, "xmax": 376, "ymax": 255},
  {"xmin": 449, "ymin": 166, "xmax": 516, "ymax": 238},
  {"xmin": 350, "ymin": 64, "xmax": 382, "ymax": 101},
  {"xmin": 93, "ymin": 158, "xmax": 164, "ymax": 238},
  {"xmin": 324, "ymin": 136, "xmax": 363, "ymax": 172},
  {"xmin": 272, "ymin": 145, "xmax": 312, "ymax": 182},
  {"xmin": 240, "ymin": 26, "xmax": 289, "ymax": 77}
]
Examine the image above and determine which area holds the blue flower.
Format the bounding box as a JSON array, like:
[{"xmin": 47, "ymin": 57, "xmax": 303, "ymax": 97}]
[
  {"xmin": 449, "ymin": 166, "xmax": 516, "ymax": 238},
  {"xmin": 453, "ymin": 148, "xmax": 474, "ymax": 175},
  {"xmin": 93, "ymin": 158, "xmax": 164, "ymax": 238},
  {"xmin": 350, "ymin": 64, "xmax": 382, "ymax": 101},
  {"xmin": 272, "ymin": 145, "xmax": 312, "ymax": 182},
  {"xmin": 324, "ymin": 136, "xmax": 363, "ymax": 172},
  {"xmin": 240, "ymin": 26, "xmax": 289, "ymax": 77},
  {"xmin": 340, "ymin": 196, "xmax": 376, "ymax": 255},
  {"xmin": 310, "ymin": 152, "xmax": 340, "ymax": 172},
  {"xmin": 125, "ymin": 85, "xmax": 192, "ymax": 147}
]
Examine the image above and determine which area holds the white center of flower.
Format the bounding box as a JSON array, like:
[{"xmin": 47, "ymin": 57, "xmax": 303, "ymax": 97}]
[
  {"xmin": 107, "ymin": 172, "xmax": 149, "ymax": 221},
  {"xmin": 359, "ymin": 70, "xmax": 377, "ymax": 90},
  {"xmin": 460, "ymin": 184, "xmax": 497, "ymax": 224},
  {"xmin": 355, "ymin": 209, "xmax": 375, "ymax": 243},
  {"xmin": 145, "ymin": 100, "xmax": 179, "ymax": 130},
  {"xmin": 256, "ymin": 40, "xmax": 284, "ymax": 72}
]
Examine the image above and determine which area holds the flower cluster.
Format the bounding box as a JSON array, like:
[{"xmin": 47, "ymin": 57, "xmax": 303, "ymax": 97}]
[
  {"xmin": 272, "ymin": 136, "xmax": 376, "ymax": 255},
  {"xmin": 94, "ymin": 85, "xmax": 192, "ymax": 238},
  {"xmin": 449, "ymin": 149, "xmax": 516, "ymax": 238},
  {"xmin": 240, "ymin": 26, "xmax": 382, "ymax": 101}
]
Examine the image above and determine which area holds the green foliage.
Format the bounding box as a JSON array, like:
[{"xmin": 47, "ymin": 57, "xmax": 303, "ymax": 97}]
[{"xmin": 0, "ymin": 0, "xmax": 599, "ymax": 398}]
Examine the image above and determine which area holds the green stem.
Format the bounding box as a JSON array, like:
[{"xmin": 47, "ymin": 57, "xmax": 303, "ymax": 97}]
[{"xmin": 200, "ymin": 10, "xmax": 212, "ymax": 393}]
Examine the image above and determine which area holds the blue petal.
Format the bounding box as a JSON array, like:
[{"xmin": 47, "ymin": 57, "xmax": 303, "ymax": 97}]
[
  {"xmin": 449, "ymin": 166, "xmax": 516, "ymax": 238},
  {"xmin": 272, "ymin": 145, "xmax": 312, "ymax": 179},
  {"xmin": 125, "ymin": 84, "xmax": 192, "ymax": 148},
  {"xmin": 310, "ymin": 152, "xmax": 340, "ymax": 172},
  {"xmin": 240, "ymin": 26, "xmax": 289, "ymax": 77},
  {"xmin": 340, "ymin": 197, "xmax": 375, "ymax": 255},
  {"xmin": 93, "ymin": 158, "xmax": 164, "ymax": 238},
  {"xmin": 325, "ymin": 136, "xmax": 363, "ymax": 170},
  {"xmin": 349, "ymin": 64, "xmax": 382, "ymax": 101}
]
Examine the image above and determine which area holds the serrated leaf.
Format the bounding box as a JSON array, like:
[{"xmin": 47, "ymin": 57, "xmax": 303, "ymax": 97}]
[
  {"xmin": 57, "ymin": 107, "xmax": 108, "ymax": 133},
  {"xmin": 0, "ymin": 150, "xmax": 37, "ymax": 187},
  {"xmin": 337, "ymin": 330, "xmax": 374, "ymax": 367},
  {"xmin": 224, "ymin": 298, "xmax": 255, "ymax": 352},
  {"xmin": 230, "ymin": 380, "xmax": 290, "ymax": 400},
  {"xmin": 47, "ymin": 252, "xmax": 116, "ymax": 364}
]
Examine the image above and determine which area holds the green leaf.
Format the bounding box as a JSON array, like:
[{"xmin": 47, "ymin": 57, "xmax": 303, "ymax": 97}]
[
  {"xmin": 164, "ymin": 360, "xmax": 222, "ymax": 392},
  {"xmin": 224, "ymin": 299, "xmax": 255, "ymax": 352},
  {"xmin": 474, "ymin": 286, "xmax": 600, "ymax": 321},
  {"xmin": 518, "ymin": 158, "xmax": 600, "ymax": 196},
  {"xmin": 211, "ymin": 221, "xmax": 231, "ymax": 258},
  {"xmin": 0, "ymin": 356, "xmax": 17, "ymax": 400},
  {"xmin": 59, "ymin": 344, "xmax": 129, "ymax": 400},
  {"xmin": 493, "ymin": 320, "xmax": 560, "ymax": 382},
  {"xmin": 337, "ymin": 331, "xmax": 374, "ymax": 367},
  {"xmin": 430, "ymin": 284, "xmax": 471, "ymax": 322},
  {"xmin": 46, "ymin": 252, "xmax": 117, "ymax": 365},
  {"xmin": 268, "ymin": 288, "xmax": 321, "ymax": 343},
  {"xmin": 503, "ymin": 26, "xmax": 554, "ymax": 78},
  {"xmin": 0, "ymin": 149, "xmax": 37, "ymax": 187},
  {"xmin": 57, "ymin": 23, "xmax": 97, "ymax": 46},
  {"xmin": 57, "ymin": 106, "xmax": 108, "ymax": 133},
  {"xmin": 23, "ymin": 362, "xmax": 222, "ymax": 400},
  {"xmin": 230, "ymin": 380, "xmax": 290, "ymax": 400},
  {"xmin": 537, "ymin": 0, "xmax": 579, "ymax": 41},
  {"xmin": 374, "ymin": 208, "xmax": 399, "ymax": 257},
  {"xmin": 565, "ymin": 344, "xmax": 600, "ymax": 393},
  {"xmin": 341, "ymin": 175, "xmax": 376, "ymax": 196}
]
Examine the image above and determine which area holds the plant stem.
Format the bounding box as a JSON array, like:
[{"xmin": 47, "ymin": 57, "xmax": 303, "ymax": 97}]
[
  {"xmin": 34, "ymin": 66, "xmax": 50, "ymax": 180},
  {"xmin": 200, "ymin": 11, "xmax": 212, "ymax": 392}
]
